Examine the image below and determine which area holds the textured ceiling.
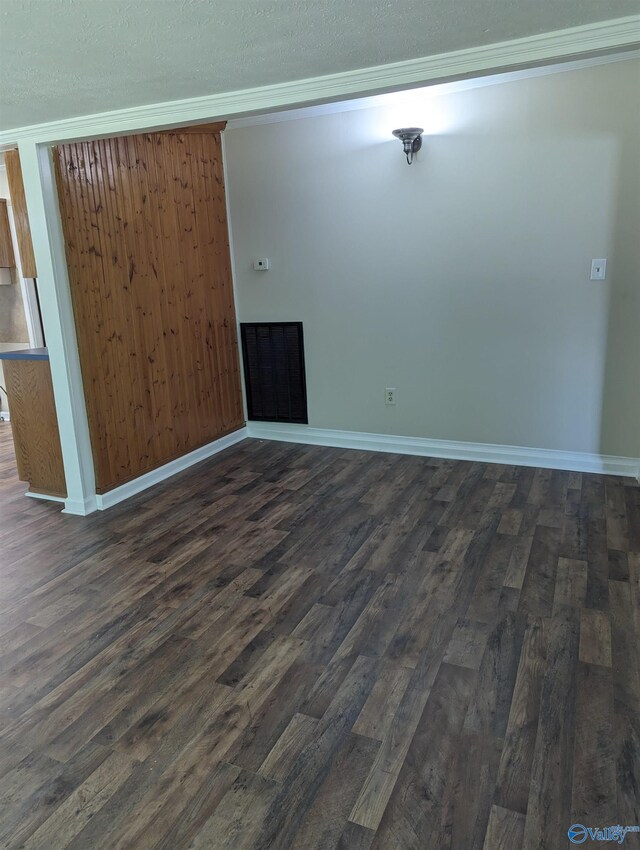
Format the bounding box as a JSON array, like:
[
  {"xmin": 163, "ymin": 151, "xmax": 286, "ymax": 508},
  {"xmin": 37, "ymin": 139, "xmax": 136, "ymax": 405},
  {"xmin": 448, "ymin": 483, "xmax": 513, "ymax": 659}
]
[{"xmin": 1, "ymin": 0, "xmax": 639, "ymax": 131}]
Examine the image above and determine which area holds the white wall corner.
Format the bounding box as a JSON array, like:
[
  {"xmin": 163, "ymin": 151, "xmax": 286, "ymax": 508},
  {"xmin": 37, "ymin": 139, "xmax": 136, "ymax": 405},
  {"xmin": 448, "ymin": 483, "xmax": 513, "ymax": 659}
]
[
  {"xmin": 220, "ymin": 130, "xmax": 249, "ymax": 425},
  {"xmin": 246, "ymin": 422, "xmax": 640, "ymax": 479}
]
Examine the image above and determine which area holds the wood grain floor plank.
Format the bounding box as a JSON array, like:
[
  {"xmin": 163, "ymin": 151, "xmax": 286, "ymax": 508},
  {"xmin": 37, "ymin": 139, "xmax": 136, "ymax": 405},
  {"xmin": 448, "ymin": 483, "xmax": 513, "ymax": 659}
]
[
  {"xmin": 258, "ymin": 712, "xmax": 319, "ymax": 782},
  {"xmin": 609, "ymin": 578, "xmax": 640, "ymax": 829},
  {"xmin": 482, "ymin": 804, "xmax": 526, "ymax": 850},
  {"xmin": 442, "ymin": 730, "xmax": 502, "ymax": 850},
  {"xmin": 287, "ymin": 732, "xmax": 379, "ymax": 850},
  {"xmin": 579, "ymin": 608, "xmax": 612, "ymax": 667},
  {"xmin": 494, "ymin": 616, "xmax": 545, "ymax": 815},
  {"xmin": 522, "ymin": 619, "xmax": 579, "ymax": 849},
  {"xmin": 552, "ymin": 556, "xmax": 587, "ymax": 620},
  {"xmin": 187, "ymin": 770, "xmax": 278, "ymax": 850},
  {"xmin": 19, "ymin": 750, "xmax": 137, "ymax": 850},
  {"xmin": 571, "ymin": 661, "xmax": 616, "ymax": 827},
  {"xmin": 251, "ymin": 655, "xmax": 380, "ymax": 850},
  {"xmin": 352, "ymin": 662, "xmax": 412, "ymax": 741},
  {"xmin": 369, "ymin": 662, "xmax": 477, "ymax": 849},
  {"xmin": 0, "ymin": 424, "xmax": 637, "ymax": 849},
  {"xmin": 336, "ymin": 821, "xmax": 376, "ymax": 850}
]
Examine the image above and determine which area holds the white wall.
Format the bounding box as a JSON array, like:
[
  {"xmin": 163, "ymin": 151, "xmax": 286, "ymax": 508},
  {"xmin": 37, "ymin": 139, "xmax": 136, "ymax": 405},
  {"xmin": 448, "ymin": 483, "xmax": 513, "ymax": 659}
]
[{"xmin": 226, "ymin": 58, "xmax": 640, "ymax": 458}]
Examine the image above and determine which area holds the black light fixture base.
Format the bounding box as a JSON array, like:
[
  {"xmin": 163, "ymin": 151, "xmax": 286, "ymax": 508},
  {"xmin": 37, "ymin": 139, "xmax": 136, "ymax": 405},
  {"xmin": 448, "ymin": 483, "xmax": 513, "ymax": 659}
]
[{"xmin": 392, "ymin": 127, "xmax": 424, "ymax": 165}]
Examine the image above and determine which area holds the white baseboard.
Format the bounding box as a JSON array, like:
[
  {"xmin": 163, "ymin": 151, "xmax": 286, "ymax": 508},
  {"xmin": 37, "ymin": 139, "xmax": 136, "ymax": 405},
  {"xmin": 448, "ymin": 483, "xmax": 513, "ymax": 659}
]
[
  {"xmin": 246, "ymin": 422, "xmax": 640, "ymax": 479},
  {"xmin": 0, "ymin": 411, "xmax": 10, "ymax": 422},
  {"xmin": 25, "ymin": 421, "xmax": 637, "ymax": 516},
  {"xmin": 25, "ymin": 490, "xmax": 66, "ymax": 504},
  {"xmin": 23, "ymin": 486, "xmax": 94, "ymax": 515},
  {"xmin": 95, "ymin": 426, "xmax": 248, "ymax": 511},
  {"xmin": 63, "ymin": 495, "xmax": 99, "ymax": 516}
]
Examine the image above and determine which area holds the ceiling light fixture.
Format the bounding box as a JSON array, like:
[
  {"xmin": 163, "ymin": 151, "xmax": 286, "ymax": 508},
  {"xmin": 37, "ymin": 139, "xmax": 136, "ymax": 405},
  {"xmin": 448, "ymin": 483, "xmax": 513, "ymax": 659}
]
[{"xmin": 392, "ymin": 127, "xmax": 424, "ymax": 165}]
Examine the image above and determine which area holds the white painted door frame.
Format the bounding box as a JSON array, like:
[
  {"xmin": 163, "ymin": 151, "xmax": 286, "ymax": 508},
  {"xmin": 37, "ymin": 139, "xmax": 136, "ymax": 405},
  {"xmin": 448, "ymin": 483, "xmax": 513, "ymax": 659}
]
[{"xmin": 18, "ymin": 142, "xmax": 97, "ymax": 515}]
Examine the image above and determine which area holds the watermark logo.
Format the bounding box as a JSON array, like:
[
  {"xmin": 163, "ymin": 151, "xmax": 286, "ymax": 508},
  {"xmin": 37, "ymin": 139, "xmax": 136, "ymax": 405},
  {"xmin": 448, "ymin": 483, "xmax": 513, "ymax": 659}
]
[
  {"xmin": 568, "ymin": 824, "xmax": 640, "ymax": 844},
  {"xmin": 568, "ymin": 825, "xmax": 589, "ymax": 844}
]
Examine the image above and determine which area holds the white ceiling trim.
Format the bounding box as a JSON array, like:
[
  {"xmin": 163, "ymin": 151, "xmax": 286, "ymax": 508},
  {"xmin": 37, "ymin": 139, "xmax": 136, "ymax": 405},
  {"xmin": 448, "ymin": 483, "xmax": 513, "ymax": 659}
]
[
  {"xmin": 1, "ymin": 14, "xmax": 638, "ymax": 147},
  {"xmin": 227, "ymin": 49, "xmax": 640, "ymax": 129}
]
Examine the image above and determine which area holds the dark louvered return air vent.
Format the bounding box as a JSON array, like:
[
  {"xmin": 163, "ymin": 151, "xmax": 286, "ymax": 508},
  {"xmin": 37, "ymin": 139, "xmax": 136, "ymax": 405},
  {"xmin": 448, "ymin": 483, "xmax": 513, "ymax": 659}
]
[{"xmin": 241, "ymin": 322, "xmax": 308, "ymax": 423}]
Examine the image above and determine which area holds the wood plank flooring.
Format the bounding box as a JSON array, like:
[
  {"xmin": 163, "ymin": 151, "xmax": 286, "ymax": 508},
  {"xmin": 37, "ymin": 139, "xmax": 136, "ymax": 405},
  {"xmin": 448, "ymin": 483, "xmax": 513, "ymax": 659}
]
[{"xmin": 1, "ymin": 421, "xmax": 639, "ymax": 849}]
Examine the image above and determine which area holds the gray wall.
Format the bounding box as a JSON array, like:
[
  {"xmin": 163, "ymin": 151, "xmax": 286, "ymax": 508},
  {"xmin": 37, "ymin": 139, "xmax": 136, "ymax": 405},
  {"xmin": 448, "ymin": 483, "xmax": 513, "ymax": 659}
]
[
  {"xmin": 0, "ymin": 284, "xmax": 29, "ymax": 342},
  {"xmin": 225, "ymin": 58, "xmax": 640, "ymax": 458},
  {"xmin": 0, "ymin": 286, "xmax": 30, "ymax": 413}
]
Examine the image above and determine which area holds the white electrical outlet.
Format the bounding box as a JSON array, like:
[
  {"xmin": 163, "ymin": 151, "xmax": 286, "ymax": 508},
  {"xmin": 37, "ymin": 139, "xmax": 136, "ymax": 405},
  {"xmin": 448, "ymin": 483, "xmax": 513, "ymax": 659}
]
[
  {"xmin": 253, "ymin": 258, "xmax": 269, "ymax": 271},
  {"xmin": 590, "ymin": 259, "xmax": 607, "ymax": 280},
  {"xmin": 385, "ymin": 387, "xmax": 396, "ymax": 405}
]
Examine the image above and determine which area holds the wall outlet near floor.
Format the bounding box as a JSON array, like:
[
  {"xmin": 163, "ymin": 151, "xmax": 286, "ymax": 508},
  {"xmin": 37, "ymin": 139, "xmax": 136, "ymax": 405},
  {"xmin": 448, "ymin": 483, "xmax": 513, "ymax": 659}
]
[
  {"xmin": 253, "ymin": 258, "xmax": 270, "ymax": 271},
  {"xmin": 385, "ymin": 387, "xmax": 396, "ymax": 405},
  {"xmin": 590, "ymin": 258, "xmax": 607, "ymax": 280}
]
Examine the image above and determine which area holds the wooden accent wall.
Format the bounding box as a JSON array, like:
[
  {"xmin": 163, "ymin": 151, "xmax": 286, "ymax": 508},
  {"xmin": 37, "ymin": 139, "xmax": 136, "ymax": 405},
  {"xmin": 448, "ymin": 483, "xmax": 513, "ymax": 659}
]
[
  {"xmin": 4, "ymin": 359, "xmax": 67, "ymax": 498},
  {"xmin": 53, "ymin": 127, "xmax": 244, "ymax": 493},
  {"xmin": 0, "ymin": 200, "xmax": 15, "ymax": 268},
  {"xmin": 4, "ymin": 149, "xmax": 37, "ymax": 278}
]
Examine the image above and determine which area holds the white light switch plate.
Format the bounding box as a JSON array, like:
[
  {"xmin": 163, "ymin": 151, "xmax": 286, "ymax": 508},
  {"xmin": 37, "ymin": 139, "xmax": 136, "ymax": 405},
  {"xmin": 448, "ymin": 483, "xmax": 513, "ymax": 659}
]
[{"xmin": 590, "ymin": 259, "xmax": 606, "ymax": 280}]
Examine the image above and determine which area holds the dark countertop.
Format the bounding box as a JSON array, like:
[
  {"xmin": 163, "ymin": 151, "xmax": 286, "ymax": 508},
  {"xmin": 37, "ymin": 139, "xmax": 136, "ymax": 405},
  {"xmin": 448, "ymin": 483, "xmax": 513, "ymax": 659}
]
[{"xmin": 0, "ymin": 347, "xmax": 49, "ymax": 361}]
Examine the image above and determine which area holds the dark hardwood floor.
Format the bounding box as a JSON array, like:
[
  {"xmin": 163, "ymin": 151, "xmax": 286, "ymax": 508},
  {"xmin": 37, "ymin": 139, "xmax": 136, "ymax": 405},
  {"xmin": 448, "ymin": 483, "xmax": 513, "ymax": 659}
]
[{"xmin": 1, "ymin": 421, "xmax": 639, "ymax": 849}]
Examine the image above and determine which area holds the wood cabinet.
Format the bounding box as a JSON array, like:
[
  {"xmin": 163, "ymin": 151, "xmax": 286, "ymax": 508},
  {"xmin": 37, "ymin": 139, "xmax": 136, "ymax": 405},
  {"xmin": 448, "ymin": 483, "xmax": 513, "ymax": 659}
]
[
  {"xmin": 2, "ymin": 354, "xmax": 66, "ymax": 498},
  {"xmin": 54, "ymin": 126, "xmax": 244, "ymax": 493},
  {"xmin": 0, "ymin": 200, "xmax": 15, "ymax": 269},
  {"xmin": 4, "ymin": 149, "xmax": 37, "ymax": 278}
]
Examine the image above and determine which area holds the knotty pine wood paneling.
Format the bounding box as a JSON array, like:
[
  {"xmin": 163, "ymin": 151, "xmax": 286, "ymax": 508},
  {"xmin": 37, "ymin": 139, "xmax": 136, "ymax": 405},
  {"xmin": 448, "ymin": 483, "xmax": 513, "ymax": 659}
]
[
  {"xmin": 54, "ymin": 128, "xmax": 244, "ymax": 493},
  {"xmin": 3, "ymin": 149, "xmax": 37, "ymax": 278}
]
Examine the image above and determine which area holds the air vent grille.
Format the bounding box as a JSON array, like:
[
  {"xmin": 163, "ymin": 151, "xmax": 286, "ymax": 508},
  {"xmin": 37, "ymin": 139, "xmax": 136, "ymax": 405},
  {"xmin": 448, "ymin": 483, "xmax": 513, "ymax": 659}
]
[{"xmin": 240, "ymin": 322, "xmax": 308, "ymax": 423}]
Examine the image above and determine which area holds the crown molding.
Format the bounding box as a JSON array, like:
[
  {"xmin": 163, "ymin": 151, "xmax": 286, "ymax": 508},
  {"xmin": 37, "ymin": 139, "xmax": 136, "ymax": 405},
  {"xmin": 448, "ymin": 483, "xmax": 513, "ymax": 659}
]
[
  {"xmin": 227, "ymin": 49, "xmax": 640, "ymax": 129},
  {"xmin": 0, "ymin": 15, "xmax": 638, "ymax": 147}
]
